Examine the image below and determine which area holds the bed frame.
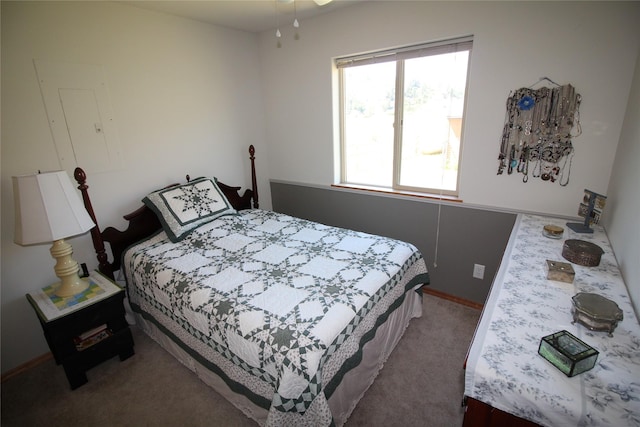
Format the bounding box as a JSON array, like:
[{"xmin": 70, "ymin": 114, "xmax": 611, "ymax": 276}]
[{"xmin": 74, "ymin": 145, "xmax": 259, "ymax": 280}]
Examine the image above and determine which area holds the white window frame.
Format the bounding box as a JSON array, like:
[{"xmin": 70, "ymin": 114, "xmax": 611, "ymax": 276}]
[{"xmin": 336, "ymin": 36, "xmax": 473, "ymax": 197}]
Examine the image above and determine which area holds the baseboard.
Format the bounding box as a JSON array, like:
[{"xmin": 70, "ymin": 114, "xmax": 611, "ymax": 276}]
[
  {"xmin": 1, "ymin": 352, "xmax": 52, "ymax": 383},
  {"xmin": 422, "ymin": 287, "xmax": 483, "ymax": 310}
]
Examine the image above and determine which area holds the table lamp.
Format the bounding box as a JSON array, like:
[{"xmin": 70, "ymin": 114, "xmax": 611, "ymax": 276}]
[{"xmin": 13, "ymin": 171, "xmax": 95, "ymax": 297}]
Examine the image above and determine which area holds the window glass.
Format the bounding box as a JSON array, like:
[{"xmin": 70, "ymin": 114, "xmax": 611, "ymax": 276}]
[
  {"xmin": 339, "ymin": 38, "xmax": 471, "ymax": 196},
  {"xmin": 343, "ymin": 62, "xmax": 395, "ymax": 187}
]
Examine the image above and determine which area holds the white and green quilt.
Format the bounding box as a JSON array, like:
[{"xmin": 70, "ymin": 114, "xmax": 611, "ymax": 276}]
[{"xmin": 124, "ymin": 209, "xmax": 429, "ymax": 426}]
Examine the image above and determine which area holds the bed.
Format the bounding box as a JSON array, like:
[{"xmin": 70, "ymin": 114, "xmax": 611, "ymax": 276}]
[{"xmin": 75, "ymin": 145, "xmax": 430, "ymax": 426}]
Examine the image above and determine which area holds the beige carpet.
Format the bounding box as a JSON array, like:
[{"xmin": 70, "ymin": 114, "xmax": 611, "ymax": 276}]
[{"xmin": 1, "ymin": 294, "xmax": 480, "ymax": 427}]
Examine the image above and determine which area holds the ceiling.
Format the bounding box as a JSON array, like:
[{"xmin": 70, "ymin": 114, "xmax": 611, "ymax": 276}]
[{"xmin": 121, "ymin": 0, "xmax": 360, "ymax": 33}]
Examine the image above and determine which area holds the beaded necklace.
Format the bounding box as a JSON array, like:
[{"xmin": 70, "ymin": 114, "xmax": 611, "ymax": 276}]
[{"xmin": 497, "ymin": 83, "xmax": 581, "ymax": 185}]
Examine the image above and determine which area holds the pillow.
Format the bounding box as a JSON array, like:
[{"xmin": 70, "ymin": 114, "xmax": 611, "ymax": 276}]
[{"xmin": 143, "ymin": 177, "xmax": 236, "ymax": 242}]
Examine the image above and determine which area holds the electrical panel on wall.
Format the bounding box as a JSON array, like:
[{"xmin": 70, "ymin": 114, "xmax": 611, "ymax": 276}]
[{"xmin": 34, "ymin": 59, "xmax": 123, "ymax": 174}]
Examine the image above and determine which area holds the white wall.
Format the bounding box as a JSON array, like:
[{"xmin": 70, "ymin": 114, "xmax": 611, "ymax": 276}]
[
  {"xmin": 1, "ymin": 1, "xmax": 268, "ymax": 373},
  {"xmin": 604, "ymin": 48, "xmax": 640, "ymax": 313},
  {"xmin": 258, "ymin": 1, "xmax": 639, "ymax": 217}
]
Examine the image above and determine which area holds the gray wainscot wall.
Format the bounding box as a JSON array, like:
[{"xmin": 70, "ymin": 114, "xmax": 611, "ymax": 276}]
[{"xmin": 270, "ymin": 180, "xmax": 517, "ymax": 306}]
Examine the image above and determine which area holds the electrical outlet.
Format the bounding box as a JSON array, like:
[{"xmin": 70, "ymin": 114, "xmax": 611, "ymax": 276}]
[{"xmin": 473, "ymin": 264, "xmax": 485, "ymax": 280}]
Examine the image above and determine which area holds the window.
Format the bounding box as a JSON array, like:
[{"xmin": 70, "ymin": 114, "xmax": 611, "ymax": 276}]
[{"xmin": 337, "ymin": 37, "xmax": 472, "ymax": 196}]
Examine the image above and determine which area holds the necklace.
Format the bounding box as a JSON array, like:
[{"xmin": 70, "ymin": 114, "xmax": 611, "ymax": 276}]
[{"xmin": 497, "ymin": 83, "xmax": 581, "ymax": 185}]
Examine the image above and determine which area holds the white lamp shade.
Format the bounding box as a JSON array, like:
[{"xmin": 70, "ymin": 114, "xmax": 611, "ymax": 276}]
[{"xmin": 13, "ymin": 171, "xmax": 95, "ymax": 245}]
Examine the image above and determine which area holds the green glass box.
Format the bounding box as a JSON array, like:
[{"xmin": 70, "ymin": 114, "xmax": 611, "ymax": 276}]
[{"xmin": 538, "ymin": 330, "xmax": 599, "ymax": 377}]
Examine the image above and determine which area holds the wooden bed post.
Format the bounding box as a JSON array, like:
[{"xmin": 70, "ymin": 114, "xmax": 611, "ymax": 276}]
[
  {"xmin": 249, "ymin": 145, "xmax": 259, "ymax": 209},
  {"xmin": 74, "ymin": 167, "xmax": 112, "ymax": 279},
  {"xmin": 74, "ymin": 149, "xmax": 258, "ymax": 279}
]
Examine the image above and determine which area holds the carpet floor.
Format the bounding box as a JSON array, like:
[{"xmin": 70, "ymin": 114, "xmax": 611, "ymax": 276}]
[{"xmin": 1, "ymin": 294, "xmax": 481, "ymax": 427}]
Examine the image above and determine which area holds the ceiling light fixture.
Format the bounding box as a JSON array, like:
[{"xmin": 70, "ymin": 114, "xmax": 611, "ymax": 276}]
[
  {"xmin": 279, "ymin": 0, "xmax": 332, "ymax": 4},
  {"xmin": 275, "ymin": 0, "xmax": 333, "ymax": 47},
  {"xmin": 275, "ymin": 0, "xmax": 282, "ymax": 48},
  {"xmin": 293, "ymin": 0, "xmax": 300, "ymax": 40}
]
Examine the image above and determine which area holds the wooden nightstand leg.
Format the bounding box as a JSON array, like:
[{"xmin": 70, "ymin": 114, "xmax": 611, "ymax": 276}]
[
  {"xmin": 63, "ymin": 364, "xmax": 88, "ymax": 390},
  {"xmin": 118, "ymin": 329, "xmax": 135, "ymax": 361},
  {"xmin": 119, "ymin": 346, "xmax": 134, "ymax": 361}
]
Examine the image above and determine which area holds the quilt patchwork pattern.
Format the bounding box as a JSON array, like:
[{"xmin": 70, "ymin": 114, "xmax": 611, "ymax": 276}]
[{"xmin": 124, "ymin": 209, "xmax": 428, "ymax": 425}]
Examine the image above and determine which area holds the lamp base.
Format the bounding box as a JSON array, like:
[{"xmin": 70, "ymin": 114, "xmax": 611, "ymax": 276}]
[
  {"xmin": 50, "ymin": 239, "xmax": 89, "ymax": 297},
  {"xmin": 566, "ymin": 222, "xmax": 594, "ymax": 234},
  {"xmin": 54, "ymin": 276, "xmax": 90, "ymax": 298}
]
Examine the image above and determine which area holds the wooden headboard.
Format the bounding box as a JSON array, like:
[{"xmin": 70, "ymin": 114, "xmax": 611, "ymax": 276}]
[{"xmin": 75, "ymin": 145, "xmax": 259, "ymax": 280}]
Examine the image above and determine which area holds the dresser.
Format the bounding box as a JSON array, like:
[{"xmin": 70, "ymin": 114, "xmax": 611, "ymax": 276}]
[{"xmin": 464, "ymin": 214, "xmax": 640, "ymax": 426}]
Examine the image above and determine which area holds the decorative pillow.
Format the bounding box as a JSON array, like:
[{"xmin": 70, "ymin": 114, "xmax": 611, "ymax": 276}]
[{"xmin": 143, "ymin": 177, "xmax": 236, "ymax": 242}]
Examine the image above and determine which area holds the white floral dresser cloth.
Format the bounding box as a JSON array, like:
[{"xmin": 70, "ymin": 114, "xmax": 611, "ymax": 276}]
[{"xmin": 465, "ymin": 214, "xmax": 640, "ymax": 427}]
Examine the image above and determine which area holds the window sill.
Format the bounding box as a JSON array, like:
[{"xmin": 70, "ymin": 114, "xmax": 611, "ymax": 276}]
[{"xmin": 331, "ymin": 184, "xmax": 463, "ymax": 203}]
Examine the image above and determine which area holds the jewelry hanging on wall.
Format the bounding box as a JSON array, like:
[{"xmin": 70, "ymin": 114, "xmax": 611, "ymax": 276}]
[{"xmin": 497, "ymin": 78, "xmax": 581, "ymax": 185}]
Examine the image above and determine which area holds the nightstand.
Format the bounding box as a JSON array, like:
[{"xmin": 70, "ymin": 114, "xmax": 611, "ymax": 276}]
[{"xmin": 26, "ymin": 271, "xmax": 134, "ymax": 389}]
